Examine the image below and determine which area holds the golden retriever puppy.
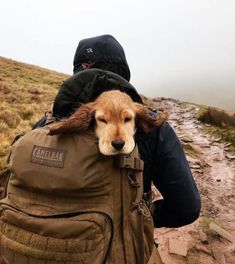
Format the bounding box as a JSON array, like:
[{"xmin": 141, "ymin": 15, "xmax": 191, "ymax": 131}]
[{"xmin": 49, "ymin": 90, "xmax": 166, "ymax": 155}]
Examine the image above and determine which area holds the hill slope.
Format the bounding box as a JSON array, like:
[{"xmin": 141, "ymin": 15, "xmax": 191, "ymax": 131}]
[{"xmin": 0, "ymin": 56, "xmax": 69, "ymax": 170}]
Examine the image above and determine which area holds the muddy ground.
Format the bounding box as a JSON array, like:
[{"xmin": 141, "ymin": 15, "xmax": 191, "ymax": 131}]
[{"xmin": 150, "ymin": 98, "xmax": 235, "ymax": 264}]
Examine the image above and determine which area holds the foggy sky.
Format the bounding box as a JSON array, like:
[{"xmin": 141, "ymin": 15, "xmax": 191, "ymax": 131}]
[{"xmin": 1, "ymin": 0, "xmax": 235, "ymax": 111}]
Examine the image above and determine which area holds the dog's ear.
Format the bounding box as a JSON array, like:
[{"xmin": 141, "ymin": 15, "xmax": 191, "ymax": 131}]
[
  {"xmin": 48, "ymin": 102, "xmax": 96, "ymax": 135},
  {"xmin": 134, "ymin": 103, "xmax": 167, "ymax": 133}
]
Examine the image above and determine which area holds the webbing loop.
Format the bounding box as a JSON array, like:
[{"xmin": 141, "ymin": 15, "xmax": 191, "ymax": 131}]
[{"xmin": 117, "ymin": 155, "xmax": 144, "ymax": 171}]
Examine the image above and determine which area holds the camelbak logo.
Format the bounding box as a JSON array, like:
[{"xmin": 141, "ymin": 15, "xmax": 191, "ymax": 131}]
[{"xmin": 31, "ymin": 145, "xmax": 66, "ymax": 168}]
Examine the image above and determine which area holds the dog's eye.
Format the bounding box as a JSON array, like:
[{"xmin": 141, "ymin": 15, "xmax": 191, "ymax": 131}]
[
  {"xmin": 98, "ymin": 118, "xmax": 107, "ymax": 124},
  {"xmin": 124, "ymin": 117, "xmax": 132, "ymax": 123}
]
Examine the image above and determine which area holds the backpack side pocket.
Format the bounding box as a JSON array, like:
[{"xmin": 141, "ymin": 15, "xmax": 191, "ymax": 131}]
[{"xmin": 0, "ymin": 207, "xmax": 113, "ymax": 264}]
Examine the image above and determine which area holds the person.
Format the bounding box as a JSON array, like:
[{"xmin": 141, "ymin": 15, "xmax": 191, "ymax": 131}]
[{"xmin": 34, "ymin": 34, "xmax": 201, "ymax": 228}]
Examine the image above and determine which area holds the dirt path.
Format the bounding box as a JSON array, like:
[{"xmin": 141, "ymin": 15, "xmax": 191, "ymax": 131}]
[{"xmin": 150, "ymin": 99, "xmax": 235, "ymax": 264}]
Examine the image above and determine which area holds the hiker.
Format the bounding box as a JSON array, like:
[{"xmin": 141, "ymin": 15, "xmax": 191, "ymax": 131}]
[
  {"xmin": 0, "ymin": 35, "xmax": 201, "ymax": 264},
  {"xmin": 33, "ymin": 34, "xmax": 201, "ymax": 228}
]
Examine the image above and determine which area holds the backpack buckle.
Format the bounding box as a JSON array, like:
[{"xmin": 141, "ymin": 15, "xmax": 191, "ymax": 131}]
[{"xmin": 118, "ymin": 155, "xmax": 144, "ymax": 171}]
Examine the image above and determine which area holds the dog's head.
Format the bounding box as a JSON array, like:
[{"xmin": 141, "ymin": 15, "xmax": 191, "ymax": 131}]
[{"xmin": 49, "ymin": 90, "xmax": 167, "ymax": 155}]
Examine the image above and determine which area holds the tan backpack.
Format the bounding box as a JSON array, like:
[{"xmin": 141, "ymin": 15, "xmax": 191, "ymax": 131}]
[{"xmin": 0, "ymin": 125, "xmax": 159, "ymax": 264}]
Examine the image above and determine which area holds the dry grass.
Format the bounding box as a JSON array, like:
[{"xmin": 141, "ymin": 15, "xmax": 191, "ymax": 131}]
[
  {"xmin": 198, "ymin": 106, "xmax": 235, "ymax": 128},
  {"xmin": 0, "ymin": 56, "xmax": 69, "ymax": 172},
  {"xmin": 197, "ymin": 106, "xmax": 235, "ymax": 151}
]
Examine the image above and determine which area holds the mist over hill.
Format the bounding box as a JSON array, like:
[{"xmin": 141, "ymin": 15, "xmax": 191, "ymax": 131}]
[{"xmin": 135, "ymin": 73, "xmax": 235, "ymax": 112}]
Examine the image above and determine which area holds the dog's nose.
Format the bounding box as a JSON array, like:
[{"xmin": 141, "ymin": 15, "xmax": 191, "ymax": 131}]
[{"xmin": 111, "ymin": 140, "xmax": 125, "ymax": 151}]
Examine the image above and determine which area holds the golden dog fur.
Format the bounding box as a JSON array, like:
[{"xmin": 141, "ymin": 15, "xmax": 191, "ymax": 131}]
[{"xmin": 49, "ymin": 90, "xmax": 167, "ymax": 155}]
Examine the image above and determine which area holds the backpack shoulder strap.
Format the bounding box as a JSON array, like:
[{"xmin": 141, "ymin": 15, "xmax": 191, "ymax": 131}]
[
  {"xmin": 32, "ymin": 112, "xmax": 57, "ymax": 129},
  {"xmin": 0, "ymin": 169, "xmax": 11, "ymax": 200}
]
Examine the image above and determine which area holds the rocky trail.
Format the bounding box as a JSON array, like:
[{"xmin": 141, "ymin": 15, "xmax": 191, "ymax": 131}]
[{"xmin": 151, "ymin": 99, "xmax": 235, "ymax": 264}]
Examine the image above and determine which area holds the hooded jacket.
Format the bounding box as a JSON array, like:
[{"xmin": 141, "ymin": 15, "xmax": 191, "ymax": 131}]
[
  {"xmin": 73, "ymin": 35, "xmax": 131, "ymax": 81},
  {"xmin": 33, "ymin": 35, "xmax": 200, "ymax": 227},
  {"xmin": 52, "ymin": 69, "xmax": 142, "ymax": 118}
]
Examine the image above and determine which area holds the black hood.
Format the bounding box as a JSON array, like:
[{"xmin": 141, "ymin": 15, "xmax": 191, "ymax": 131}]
[{"xmin": 73, "ymin": 35, "xmax": 131, "ymax": 81}]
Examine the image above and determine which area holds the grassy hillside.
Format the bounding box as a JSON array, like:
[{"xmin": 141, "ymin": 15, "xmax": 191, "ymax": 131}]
[
  {"xmin": 197, "ymin": 106, "xmax": 235, "ymax": 152},
  {"xmin": 0, "ymin": 56, "xmax": 69, "ymax": 172}
]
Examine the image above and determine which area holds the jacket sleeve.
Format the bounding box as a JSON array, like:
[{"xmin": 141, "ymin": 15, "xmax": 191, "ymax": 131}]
[
  {"xmin": 33, "ymin": 118, "xmax": 200, "ymax": 227},
  {"xmin": 150, "ymin": 123, "xmax": 201, "ymax": 228}
]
